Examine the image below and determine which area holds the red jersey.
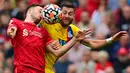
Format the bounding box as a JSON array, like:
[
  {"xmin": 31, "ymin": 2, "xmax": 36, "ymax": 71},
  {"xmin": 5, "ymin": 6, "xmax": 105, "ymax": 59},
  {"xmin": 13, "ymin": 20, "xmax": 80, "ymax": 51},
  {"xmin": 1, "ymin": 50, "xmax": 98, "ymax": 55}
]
[
  {"xmin": 8, "ymin": 18, "xmax": 53, "ymax": 73},
  {"xmin": 95, "ymin": 62, "xmax": 112, "ymax": 73}
]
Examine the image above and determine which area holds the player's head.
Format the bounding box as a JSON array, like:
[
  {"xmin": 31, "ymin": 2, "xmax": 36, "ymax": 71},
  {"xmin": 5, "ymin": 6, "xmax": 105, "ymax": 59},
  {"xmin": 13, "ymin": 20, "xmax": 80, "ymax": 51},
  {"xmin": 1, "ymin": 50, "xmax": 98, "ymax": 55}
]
[
  {"xmin": 60, "ymin": 1, "xmax": 75, "ymax": 27},
  {"xmin": 25, "ymin": 4, "xmax": 43, "ymax": 23}
]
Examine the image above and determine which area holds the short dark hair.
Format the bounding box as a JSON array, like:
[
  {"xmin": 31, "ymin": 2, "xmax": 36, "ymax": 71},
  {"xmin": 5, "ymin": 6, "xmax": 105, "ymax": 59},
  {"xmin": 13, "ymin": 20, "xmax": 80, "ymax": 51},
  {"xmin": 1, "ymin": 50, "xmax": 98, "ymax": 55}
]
[
  {"xmin": 60, "ymin": 0, "xmax": 75, "ymax": 10},
  {"xmin": 25, "ymin": 4, "xmax": 42, "ymax": 15}
]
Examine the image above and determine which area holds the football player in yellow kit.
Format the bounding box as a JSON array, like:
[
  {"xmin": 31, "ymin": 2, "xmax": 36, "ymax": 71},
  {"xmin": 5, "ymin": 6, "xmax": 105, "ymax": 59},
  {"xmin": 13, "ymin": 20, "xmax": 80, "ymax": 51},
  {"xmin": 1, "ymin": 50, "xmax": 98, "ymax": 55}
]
[{"xmin": 41, "ymin": 1, "xmax": 128, "ymax": 73}]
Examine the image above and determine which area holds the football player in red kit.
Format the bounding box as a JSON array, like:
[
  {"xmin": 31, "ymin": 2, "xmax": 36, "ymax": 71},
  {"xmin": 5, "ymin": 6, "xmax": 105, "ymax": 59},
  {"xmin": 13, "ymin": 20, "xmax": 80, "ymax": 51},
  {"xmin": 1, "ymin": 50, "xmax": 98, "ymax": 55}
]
[{"xmin": 7, "ymin": 4, "xmax": 90, "ymax": 73}]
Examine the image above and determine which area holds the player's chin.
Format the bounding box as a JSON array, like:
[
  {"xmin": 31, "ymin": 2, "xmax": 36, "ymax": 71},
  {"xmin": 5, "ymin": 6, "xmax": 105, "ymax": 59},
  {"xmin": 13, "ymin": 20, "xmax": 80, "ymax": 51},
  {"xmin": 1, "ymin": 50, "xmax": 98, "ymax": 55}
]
[
  {"xmin": 63, "ymin": 20, "xmax": 69, "ymax": 24},
  {"xmin": 35, "ymin": 19, "xmax": 41, "ymax": 24}
]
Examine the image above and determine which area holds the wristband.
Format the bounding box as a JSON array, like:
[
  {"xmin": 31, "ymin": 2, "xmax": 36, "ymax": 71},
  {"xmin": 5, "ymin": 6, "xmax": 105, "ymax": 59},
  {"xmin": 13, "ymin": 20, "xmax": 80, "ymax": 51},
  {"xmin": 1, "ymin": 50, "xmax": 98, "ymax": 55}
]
[{"xmin": 106, "ymin": 37, "xmax": 113, "ymax": 44}]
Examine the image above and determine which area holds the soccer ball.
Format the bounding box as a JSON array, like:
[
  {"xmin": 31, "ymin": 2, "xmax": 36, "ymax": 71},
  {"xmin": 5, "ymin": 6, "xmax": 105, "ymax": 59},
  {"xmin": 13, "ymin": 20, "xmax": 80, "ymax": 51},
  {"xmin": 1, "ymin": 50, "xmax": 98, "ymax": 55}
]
[{"xmin": 41, "ymin": 4, "xmax": 62, "ymax": 24}]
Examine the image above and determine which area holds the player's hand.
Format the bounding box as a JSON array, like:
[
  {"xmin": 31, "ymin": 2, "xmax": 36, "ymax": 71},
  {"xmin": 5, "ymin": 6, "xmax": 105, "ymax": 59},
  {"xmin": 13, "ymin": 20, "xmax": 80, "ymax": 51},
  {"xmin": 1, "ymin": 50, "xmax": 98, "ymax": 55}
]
[
  {"xmin": 7, "ymin": 27, "xmax": 17, "ymax": 38},
  {"xmin": 75, "ymin": 29, "xmax": 92, "ymax": 41},
  {"xmin": 51, "ymin": 40, "xmax": 61, "ymax": 50},
  {"xmin": 112, "ymin": 31, "xmax": 128, "ymax": 42}
]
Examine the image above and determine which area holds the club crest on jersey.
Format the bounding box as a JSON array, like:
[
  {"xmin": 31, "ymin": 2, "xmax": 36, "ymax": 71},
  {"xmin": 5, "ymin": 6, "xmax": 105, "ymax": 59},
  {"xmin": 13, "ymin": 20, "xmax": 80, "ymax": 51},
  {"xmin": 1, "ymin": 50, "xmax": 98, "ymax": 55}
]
[
  {"xmin": 23, "ymin": 29, "xmax": 28, "ymax": 36},
  {"xmin": 68, "ymin": 31, "xmax": 73, "ymax": 38}
]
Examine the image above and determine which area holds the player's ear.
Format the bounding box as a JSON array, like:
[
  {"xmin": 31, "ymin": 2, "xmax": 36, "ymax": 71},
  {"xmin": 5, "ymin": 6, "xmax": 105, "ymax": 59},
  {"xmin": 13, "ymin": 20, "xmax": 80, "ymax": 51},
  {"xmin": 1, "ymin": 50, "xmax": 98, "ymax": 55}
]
[{"xmin": 28, "ymin": 8, "xmax": 32, "ymax": 14}]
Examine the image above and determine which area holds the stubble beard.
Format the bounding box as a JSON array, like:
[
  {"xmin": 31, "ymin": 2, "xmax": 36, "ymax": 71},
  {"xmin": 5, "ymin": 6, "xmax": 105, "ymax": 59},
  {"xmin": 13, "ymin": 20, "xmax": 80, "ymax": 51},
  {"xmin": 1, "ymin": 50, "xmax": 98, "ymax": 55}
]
[{"xmin": 60, "ymin": 19, "xmax": 73, "ymax": 28}]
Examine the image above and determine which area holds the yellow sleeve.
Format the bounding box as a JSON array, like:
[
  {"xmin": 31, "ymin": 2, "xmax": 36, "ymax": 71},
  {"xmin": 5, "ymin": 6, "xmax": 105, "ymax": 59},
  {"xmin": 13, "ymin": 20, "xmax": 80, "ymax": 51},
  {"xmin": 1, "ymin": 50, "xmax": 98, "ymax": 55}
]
[
  {"xmin": 69, "ymin": 24, "xmax": 80, "ymax": 36},
  {"xmin": 41, "ymin": 21, "xmax": 47, "ymax": 28},
  {"xmin": 41, "ymin": 21, "xmax": 51, "ymax": 31}
]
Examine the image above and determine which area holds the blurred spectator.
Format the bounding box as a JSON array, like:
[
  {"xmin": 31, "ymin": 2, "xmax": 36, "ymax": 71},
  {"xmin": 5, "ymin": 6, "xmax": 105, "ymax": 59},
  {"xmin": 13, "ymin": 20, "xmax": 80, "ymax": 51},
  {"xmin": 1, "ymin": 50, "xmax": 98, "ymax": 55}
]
[
  {"xmin": 0, "ymin": 38, "xmax": 5, "ymax": 50},
  {"xmin": 119, "ymin": 34, "xmax": 130, "ymax": 49},
  {"xmin": 67, "ymin": 64, "xmax": 77, "ymax": 73},
  {"xmin": 113, "ymin": 48, "xmax": 130, "ymax": 73},
  {"xmin": 28, "ymin": 0, "xmax": 59, "ymax": 5},
  {"xmin": 3, "ymin": 0, "xmax": 12, "ymax": 11},
  {"xmin": 90, "ymin": 0, "xmax": 108, "ymax": 27},
  {"xmin": 0, "ymin": 0, "xmax": 12, "ymax": 15},
  {"xmin": 77, "ymin": 50, "xmax": 95, "ymax": 73},
  {"xmin": 108, "ymin": 0, "xmax": 118, "ymax": 11},
  {"xmin": 49, "ymin": 0, "xmax": 59, "ymax": 5},
  {"xmin": 113, "ymin": 0, "xmax": 129, "ymax": 27},
  {"xmin": 95, "ymin": 50, "xmax": 112, "ymax": 73},
  {"xmin": 0, "ymin": 0, "xmax": 4, "ymax": 11},
  {"xmin": 87, "ymin": 0, "xmax": 101, "ymax": 16},
  {"xmin": 104, "ymin": 25, "xmax": 120, "ymax": 62},
  {"xmin": 90, "ymin": 51, "xmax": 99, "ymax": 62},
  {"xmin": 28, "ymin": 0, "xmax": 42, "ymax": 5},
  {"xmin": 42, "ymin": 0, "xmax": 50, "ymax": 5},
  {"xmin": 0, "ymin": 12, "xmax": 11, "ymax": 38},
  {"xmin": 83, "ymin": 69, "xmax": 89, "ymax": 73},
  {"xmin": 107, "ymin": 25, "xmax": 120, "ymax": 37},
  {"xmin": 77, "ymin": 11, "xmax": 90, "ymax": 30},
  {"xmin": 118, "ymin": 0, "xmax": 128, "ymax": 9},
  {"xmin": 3, "ymin": 67, "xmax": 12, "ymax": 73},
  {"xmin": 5, "ymin": 58, "xmax": 13, "ymax": 70},
  {"xmin": 104, "ymin": 67, "xmax": 115, "ymax": 73},
  {"xmin": 128, "ymin": 48, "xmax": 130, "ymax": 60},
  {"xmin": 95, "ymin": 11, "xmax": 113, "ymax": 38},
  {"xmin": 126, "ymin": 66, "xmax": 130, "ymax": 73},
  {"xmin": 110, "ymin": 34, "xmax": 130, "ymax": 62},
  {"xmin": 118, "ymin": 5, "xmax": 130, "ymax": 31},
  {"xmin": 0, "ymin": 51, "xmax": 5, "ymax": 70},
  {"xmin": 74, "ymin": 0, "xmax": 87, "ymax": 23},
  {"xmin": 68, "ymin": 43, "xmax": 87, "ymax": 63},
  {"xmin": 113, "ymin": 0, "xmax": 126, "ymax": 24},
  {"xmin": 0, "ymin": 11, "xmax": 13, "ymax": 59},
  {"xmin": 11, "ymin": 0, "xmax": 28, "ymax": 20},
  {"xmin": 54, "ymin": 53, "xmax": 73, "ymax": 73},
  {"xmin": 94, "ymin": 32, "xmax": 106, "ymax": 40},
  {"xmin": 128, "ymin": 0, "xmax": 130, "ymax": 6},
  {"xmin": 0, "ymin": 12, "xmax": 11, "ymax": 28},
  {"xmin": 77, "ymin": 11, "xmax": 93, "ymax": 37}
]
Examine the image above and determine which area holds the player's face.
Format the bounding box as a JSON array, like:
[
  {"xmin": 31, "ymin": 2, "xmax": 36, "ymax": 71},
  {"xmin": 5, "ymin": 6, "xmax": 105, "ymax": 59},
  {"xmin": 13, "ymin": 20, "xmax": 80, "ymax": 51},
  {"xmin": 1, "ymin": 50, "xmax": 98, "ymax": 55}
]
[
  {"xmin": 60, "ymin": 7, "xmax": 74, "ymax": 27},
  {"xmin": 30, "ymin": 6, "xmax": 42, "ymax": 23}
]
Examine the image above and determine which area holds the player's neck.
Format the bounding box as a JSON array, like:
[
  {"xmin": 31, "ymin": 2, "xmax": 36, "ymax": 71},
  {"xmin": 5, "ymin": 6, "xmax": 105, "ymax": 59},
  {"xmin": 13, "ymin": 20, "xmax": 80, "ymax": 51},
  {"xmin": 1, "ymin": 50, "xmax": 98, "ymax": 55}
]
[
  {"xmin": 61, "ymin": 25, "xmax": 68, "ymax": 29},
  {"xmin": 60, "ymin": 23, "xmax": 69, "ymax": 29},
  {"xmin": 24, "ymin": 17, "xmax": 35, "ymax": 25}
]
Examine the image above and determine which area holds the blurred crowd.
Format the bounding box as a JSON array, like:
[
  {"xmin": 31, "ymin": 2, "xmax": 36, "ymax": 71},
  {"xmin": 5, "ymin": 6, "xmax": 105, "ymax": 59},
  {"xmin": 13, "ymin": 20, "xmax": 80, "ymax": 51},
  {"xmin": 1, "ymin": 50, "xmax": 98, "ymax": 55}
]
[{"xmin": 0, "ymin": 0, "xmax": 130, "ymax": 73}]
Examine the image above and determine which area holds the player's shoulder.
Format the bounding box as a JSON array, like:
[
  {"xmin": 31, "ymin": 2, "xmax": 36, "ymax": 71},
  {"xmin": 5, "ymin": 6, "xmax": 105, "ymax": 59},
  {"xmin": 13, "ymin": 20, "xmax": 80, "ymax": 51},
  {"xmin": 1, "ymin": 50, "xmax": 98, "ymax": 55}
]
[
  {"xmin": 40, "ymin": 27, "xmax": 49, "ymax": 34},
  {"xmin": 69, "ymin": 24, "xmax": 79, "ymax": 30},
  {"xmin": 9, "ymin": 18, "xmax": 23, "ymax": 27},
  {"xmin": 11, "ymin": 18, "xmax": 22, "ymax": 23},
  {"xmin": 41, "ymin": 21, "xmax": 54, "ymax": 27},
  {"xmin": 69, "ymin": 24, "xmax": 78, "ymax": 28},
  {"xmin": 69, "ymin": 24, "xmax": 80, "ymax": 35}
]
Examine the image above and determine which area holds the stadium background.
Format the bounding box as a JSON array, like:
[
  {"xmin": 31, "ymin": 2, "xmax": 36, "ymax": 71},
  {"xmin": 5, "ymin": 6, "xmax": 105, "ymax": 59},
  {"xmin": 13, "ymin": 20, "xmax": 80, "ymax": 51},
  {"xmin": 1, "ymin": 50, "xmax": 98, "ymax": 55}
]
[{"xmin": 0, "ymin": 0, "xmax": 130, "ymax": 73}]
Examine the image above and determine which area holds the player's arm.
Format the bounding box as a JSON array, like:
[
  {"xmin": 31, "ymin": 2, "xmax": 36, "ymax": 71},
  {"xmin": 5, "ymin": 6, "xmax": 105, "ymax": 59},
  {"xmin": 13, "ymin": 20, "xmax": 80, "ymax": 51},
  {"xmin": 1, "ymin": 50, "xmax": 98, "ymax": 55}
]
[
  {"xmin": 7, "ymin": 19, "xmax": 18, "ymax": 38},
  {"xmin": 46, "ymin": 30, "xmax": 91, "ymax": 57},
  {"xmin": 81, "ymin": 31, "xmax": 128, "ymax": 49}
]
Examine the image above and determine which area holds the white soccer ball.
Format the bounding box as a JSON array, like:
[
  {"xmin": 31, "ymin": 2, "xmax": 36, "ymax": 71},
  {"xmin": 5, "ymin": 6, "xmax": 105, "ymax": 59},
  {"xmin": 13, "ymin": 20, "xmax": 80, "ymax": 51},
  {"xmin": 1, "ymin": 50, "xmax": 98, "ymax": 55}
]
[{"xmin": 41, "ymin": 4, "xmax": 62, "ymax": 24}]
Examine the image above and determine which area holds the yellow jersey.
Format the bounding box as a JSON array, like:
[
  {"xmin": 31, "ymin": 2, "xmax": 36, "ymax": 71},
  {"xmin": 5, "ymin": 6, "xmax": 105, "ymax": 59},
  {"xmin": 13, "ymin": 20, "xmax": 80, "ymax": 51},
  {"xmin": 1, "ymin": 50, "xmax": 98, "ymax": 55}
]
[{"xmin": 41, "ymin": 22, "xmax": 79, "ymax": 73}]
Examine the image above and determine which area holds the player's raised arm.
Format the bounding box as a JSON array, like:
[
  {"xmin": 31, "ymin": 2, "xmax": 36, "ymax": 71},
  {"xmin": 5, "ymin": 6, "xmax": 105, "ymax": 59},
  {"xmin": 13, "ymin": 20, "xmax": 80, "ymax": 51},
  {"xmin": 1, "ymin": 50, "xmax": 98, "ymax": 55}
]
[
  {"xmin": 7, "ymin": 19, "xmax": 18, "ymax": 38},
  {"xmin": 80, "ymin": 31, "xmax": 128, "ymax": 49},
  {"xmin": 46, "ymin": 30, "xmax": 91, "ymax": 57}
]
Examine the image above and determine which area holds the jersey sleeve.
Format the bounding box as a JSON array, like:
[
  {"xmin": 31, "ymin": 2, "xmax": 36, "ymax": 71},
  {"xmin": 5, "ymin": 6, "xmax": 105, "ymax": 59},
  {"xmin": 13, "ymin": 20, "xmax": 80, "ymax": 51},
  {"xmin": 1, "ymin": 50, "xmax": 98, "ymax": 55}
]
[
  {"xmin": 41, "ymin": 21, "xmax": 50, "ymax": 28},
  {"xmin": 70, "ymin": 24, "xmax": 80, "ymax": 36},
  {"xmin": 43, "ymin": 29, "xmax": 53, "ymax": 46},
  {"xmin": 8, "ymin": 18, "xmax": 18, "ymax": 30},
  {"xmin": 41, "ymin": 21, "xmax": 45, "ymax": 28}
]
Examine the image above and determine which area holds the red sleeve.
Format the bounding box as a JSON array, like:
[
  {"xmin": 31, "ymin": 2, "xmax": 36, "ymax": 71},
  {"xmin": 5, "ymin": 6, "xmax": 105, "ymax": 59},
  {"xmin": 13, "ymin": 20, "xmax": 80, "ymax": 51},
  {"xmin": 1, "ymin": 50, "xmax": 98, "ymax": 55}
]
[
  {"xmin": 43, "ymin": 29, "xmax": 53, "ymax": 46},
  {"xmin": 8, "ymin": 18, "xmax": 18, "ymax": 30}
]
